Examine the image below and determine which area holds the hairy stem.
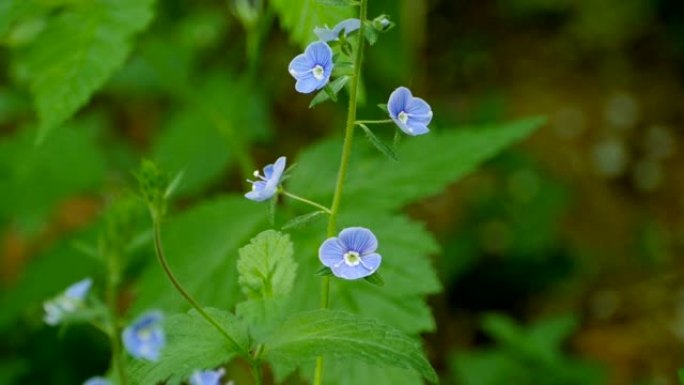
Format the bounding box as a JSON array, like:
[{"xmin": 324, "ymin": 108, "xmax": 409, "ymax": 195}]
[
  {"xmin": 281, "ymin": 190, "xmax": 332, "ymax": 214},
  {"xmin": 355, "ymin": 119, "xmax": 393, "ymax": 124},
  {"xmin": 314, "ymin": 0, "xmax": 368, "ymax": 383},
  {"xmin": 152, "ymin": 219, "xmax": 248, "ymax": 357}
]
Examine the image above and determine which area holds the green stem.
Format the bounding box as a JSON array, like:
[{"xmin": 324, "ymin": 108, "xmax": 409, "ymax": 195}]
[
  {"xmin": 152, "ymin": 219, "xmax": 248, "ymax": 357},
  {"xmin": 355, "ymin": 119, "xmax": 393, "ymax": 124},
  {"xmin": 314, "ymin": 0, "xmax": 368, "ymax": 383},
  {"xmin": 281, "ymin": 190, "xmax": 332, "ymax": 214},
  {"xmin": 105, "ymin": 252, "xmax": 127, "ymax": 385}
]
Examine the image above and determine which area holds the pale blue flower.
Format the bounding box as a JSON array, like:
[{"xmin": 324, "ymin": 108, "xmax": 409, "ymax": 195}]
[
  {"xmin": 314, "ymin": 18, "xmax": 361, "ymax": 42},
  {"xmin": 190, "ymin": 368, "xmax": 226, "ymax": 385},
  {"xmin": 387, "ymin": 87, "xmax": 433, "ymax": 136},
  {"xmin": 122, "ymin": 310, "xmax": 165, "ymax": 361},
  {"xmin": 288, "ymin": 42, "xmax": 334, "ymax": 93},
  {"xmin": 245, "ymin": 156, "xmax": 286, "ymax": 202},
  {"xmin": 83, "ymin": 377, "xmax": 110, "ymax": 385},
  {"xmin": 43, "ymin": 278, "xmax": 93, "ymax": 326},
  {"xmin": 319, "ymin": 227, "xmax": 382, "ymax": 280}
]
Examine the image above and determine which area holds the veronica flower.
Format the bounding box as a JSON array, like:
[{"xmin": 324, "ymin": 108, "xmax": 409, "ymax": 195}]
[
  {"xmin": 83, "ymin": 377, "xmax": 110, "ymax": 385},
  {"xmin": 387, "ymin": 87, "xmax": 433, "ymax": 136},
  {"xmin": 319, "ymin": 227, "xmax": 382, "ymax": 280},
  {"xmin": 43, "ymin": 278, "xmax": 93, "ymax": 326},
  {"xmin": 190, "ymin": 368, "xmax": 226, "ymax": 385},
  {"xmin": 245, "ymin": 156, "xmax": 286, "ymax": 202},
  {"xmin": 314, "ymin": 18, "xmax": 361, "ymax": 42},
  {"xmin": 122, "ymin": 310, "xmax": 165, "ymax": 361},
  {"xmin": 288, "ymin": 41, "xmax": 334, "ymax": 94}
]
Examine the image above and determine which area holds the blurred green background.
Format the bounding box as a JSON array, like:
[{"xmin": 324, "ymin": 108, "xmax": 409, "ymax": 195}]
[{"xmin": 2, "ymin": 0, "xmax": 684, "ymax": 384}]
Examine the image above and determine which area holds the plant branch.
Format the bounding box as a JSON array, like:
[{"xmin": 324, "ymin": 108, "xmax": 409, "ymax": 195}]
[{"xmin": 281, "ymin": 190, "xmax": 332, "ymax": 214}]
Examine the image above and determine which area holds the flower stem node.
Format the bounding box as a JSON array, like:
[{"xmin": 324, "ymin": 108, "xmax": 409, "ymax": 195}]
[
  {"xmin": 388, "ymin": 87, "xmax": 433, "ymax": 136},
  {"xmin": 122, "ymin": 310, "xmax": 165, "ymax": 362},
  {"xmin": 245, "ymin": 156, "xmax": 286, "ymax": 202},
  {"xmin": 288, "ymin": 42, "xmax": 334, "ymax": 94},
  {"xmin": 319, "ymin": 227, "xmax": 382, "ymax": 280},
  {"xmin": 136, "ymin": 160, "xmax": 170, "ymax": 220}
]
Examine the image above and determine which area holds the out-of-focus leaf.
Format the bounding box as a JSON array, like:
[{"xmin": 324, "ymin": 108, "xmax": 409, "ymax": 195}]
[
  {"xmin": 128, "ymin": 308, "xmax": 249, "ymax": 385},
  {"xmin": 271, "ymin": 0, "xmax": 354, "ymax": 47},
  {"xmin": 18, "ymin": 0, "xmax": 154, "ymax": 140}
]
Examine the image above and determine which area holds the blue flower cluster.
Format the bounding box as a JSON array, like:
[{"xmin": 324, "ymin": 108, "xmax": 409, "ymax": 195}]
[{"xmin": 43, "ymin": 277, "xmax": 92, "ymax": 326}]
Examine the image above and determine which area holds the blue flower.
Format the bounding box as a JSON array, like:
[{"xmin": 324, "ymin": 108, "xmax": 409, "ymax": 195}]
[
  {"xmin": 314, "ymin": 18, "xmax": 361, "ymax": 42},
  {"xmin": 83, "ymin": 377, "xmax": 110, "ymax": 385},
  {"xmin": 288, "ymin": 41, "xmax": 334, "ymax": 94},
  {"xmin": 43, "ymin": 277, "xmax": 93, "ymax": 326},
  {"xmin": 387, "ymin": 87, "xmax": 433, "ymax": 136},
  {"xmin": 190, "ymin": 368, "xmax": 226, "ymax": 385},
  {"xmin": 245, "ymin": 156, "xmax": 286, "ymax": 202},
  {"xmin": 319, "ymin": 227, "xmax": 382, "ymax": 280},
  {"xmin": 122, "ymin": 310, "xmax": 165, "ymax": 361}
]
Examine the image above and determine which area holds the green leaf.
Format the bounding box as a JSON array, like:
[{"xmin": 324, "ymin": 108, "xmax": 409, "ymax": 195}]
[
  {"xmin": 18, "ymin": 0, "xmax": 154, "ymax": 141},
  {"xmin": 237, "ymin": 230, "xmax": 297, "ymax": 299},
  {"xmin": 363, "ymin": 21, "xmax": 378, "ymax": 45},
  {"xmin": 358, "ymin": 123, "xmax": 398, "ymax": 161},
  {"xmin": 132, "ymin": 196, "xmax": 268, "ymax": 314},
  {"xmin": 282, "ymin": 210, "xmax": 327, "ymax": 230},
  {"xmin": 152, "ymin": 109, "xmax": 233, "ymax": 197},
  {"xmin": 289, "ymin": 117, "xmax": 546, "ymax": 211},
  {"xmin": 271, "ymin": 0, "xmax": 354, "ymax": 47},
  {"xmin": 128, "ymin": 308, "xmax": 249, "ymax": 385},
  {"xmin": 267, "ymin": 310, "xmax": 438, "ymax": 384},
  {"xmin": 0, "ymin": 123, "xmax": 106, "ymax": 234},
  {"xmin": 309, "ymin": 76, "xmax": 350, "ymax": 108}
]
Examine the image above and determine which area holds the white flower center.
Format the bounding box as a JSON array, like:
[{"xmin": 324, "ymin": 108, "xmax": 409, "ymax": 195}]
[
  {"xmin": 312, "ymin": 65, "xmax": 325, "ymax": 81},
  {"xmin": 343, "ymin": 251, "xmax": 361, "ymax": 266},
  {"xmin": 398, "ymin": 111, "xmax": 409, "ymax": 124}
]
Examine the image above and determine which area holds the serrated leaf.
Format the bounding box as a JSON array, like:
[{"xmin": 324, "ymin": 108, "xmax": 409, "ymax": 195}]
[
  {"xmin": 309, "ymin": 76, "xmax": 350, "ymax": 108},
  {"xmin": 358, "ymin": 123, "xmax": 398, "ymax": 161},
  {"xmin": 271, "ymin": 0, "xmax": 354, "ymax": 47},
  {"xmin": 19, "ymin": 0, "xmax": 154, "ymax": 140},
  {"xmin": 282, "ymin": 210, "xmax": 326, "ymax": 230},
  {"xmin": 289, "ymin": 117, "xmax": 546, "ymax": 211},
  {"xmin": 128, "ymin": 308, "xmax": 249, "ymax": 385},
  {"xmin": 237, "ymin": 230, "xmax": 297, "ymax": 299},
  {"xmin": 132, "ymin": 196, "xmax": 268, "ymax": 314},
  {"xmin": 267, "ymin": 310, "xmax": 438, "ymax": 384}
]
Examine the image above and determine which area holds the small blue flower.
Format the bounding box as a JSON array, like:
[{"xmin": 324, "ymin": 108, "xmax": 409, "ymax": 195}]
[
  {"xmin": 387, "ymin": 87, "xmax": 433, "ymax": 136},
  {"xmin": 288, "ymin": 41, "xmax": 334, "ymax": 94},
  {"xmin": 314, "ymin": 18, "xmax": 361, "ymax": 42},
  {"xmin": 122, "ymin": 310, "xmax": 165, "ymax": 361},
  {"xmin": 83, "ymin": 377, "xmax": 110, "ymax": 385},
  {"xmin": 319, "ymin": 227, "xmax": 382, "ymax": 280},
  {"xmin": 43, "ymin": 277, "xmax": 93, "ymax": 326},
  {"xmin": 245, "ymin": 156, "xmax": 286, "ymax": 202},
  {"xmin": 190, "ymin": 368, "xmax": 226, "ymax": 385}
]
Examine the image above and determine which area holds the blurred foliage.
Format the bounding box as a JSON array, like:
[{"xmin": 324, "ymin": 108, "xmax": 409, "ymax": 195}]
[{"xmin": 1, "ymin": 0, "xmax": 684, "ymax": 384}]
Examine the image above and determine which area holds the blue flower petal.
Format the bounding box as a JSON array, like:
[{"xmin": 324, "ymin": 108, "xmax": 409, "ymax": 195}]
[
  {"xmin": 305, "ymin": 41, "xmax": 333, "ymax": 68},
  {"xmin": 122, "ymin": 310, "xmax": 165, "ymax": 361},
  {"xmin": 405, "ymin": 123, "xmax": 430, "ymax": 136},
  {"xmin": 65, "ymin": 278, "xmax": 93, "ymax": 300},
  {"xmin": 319, "ymin": 237, "xmax": 346, "ymax": 267},
  {"xmin": 360, "ymin": 253, "xmax": 382, "ymax": 272},
  {"xmin": 245, "ymin": 157, "xmax": 286, "ymax": 202},
  {"xmin": 338, "ymin": 227, "xmax": 378, "ymax": 255},
  {"xmin": 190, "ymin": 369, "xmax": 225, "ymax": 385},
  {"xmin": 331, "ymin": 253, "xmax": 380, "ymax": 280},
  {"xmin": 332, "ymin": 18, "xmax": 361, "ymax": 37},
  {"xmin": 288, "ymin": 54, "xmax": 314, "ymax": 78},
  {"xmin": 83, "ymin": 377, "xmax": 111, "ymax": 385},
  {"xmin": 314, "ymin": 27, "xmax": 338, "ymax": 42},
  {"xmin": 295, "ymin": 76, "xmax": 321, "ymax": 94},
  {"xmin": 387, "ymin": 87, "xmax": 412, "ymax": 118},
  {"xmin": 406, "ymin": 97, "xmax": 433, "ymax": 124}
]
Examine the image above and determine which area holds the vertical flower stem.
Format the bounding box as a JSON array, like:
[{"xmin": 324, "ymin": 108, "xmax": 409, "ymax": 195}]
[
  {"xmin": 151, "ymin": 219, "xmax": 249, "ymax": 357},
  {"xmin": 314, "ymin": 1, "xmax": 368, "ymax": 384},
  {"xmin": 105, "ymin": 251, "xmax": 127, "ymax": 385}
]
